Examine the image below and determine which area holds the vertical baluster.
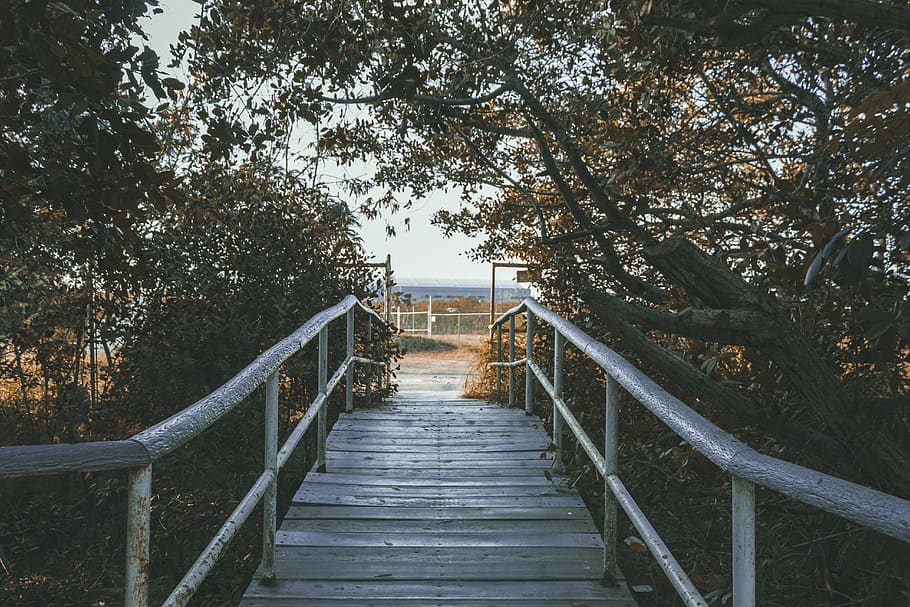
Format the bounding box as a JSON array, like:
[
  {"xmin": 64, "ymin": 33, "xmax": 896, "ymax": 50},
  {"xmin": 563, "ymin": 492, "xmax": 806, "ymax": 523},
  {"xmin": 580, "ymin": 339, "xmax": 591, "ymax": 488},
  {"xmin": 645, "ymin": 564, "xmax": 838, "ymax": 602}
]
[
  {"xmin": 603, "ymin": 375, "xmax": 619, "ymax": 586},
  {"xmin": 496, "ymin": 323, "xmax": 503, "ymax": 401},
  {"xmin": 733, "ymin": 476, "xmax": 756, "ymax": 607},
  {"xmin": 508, "ymin": 315, "xmax": 516, "ymax": 407},
  {"xmin": 345, "ymin": 308, "xmax": 354, "ymax": 413},
  {"xmin": 366, "ymin": 318, "xmax": 373, "ymax": 405},
  {"xmin": 552, "ymin": 330, "xmax": 564, "ymax": 471},
  {"xmin": 261, "ymin": 370, "xmax": 279, "ymax": 584},
  {"xmin": 125, "ymin": 464, "xmax": 151, "ymax": 607},
  {"xmin": 524, "ymin": 312, "xmax": 534, "ymax": 415},
  {"xmin": 317, "ymin": 327, "xmax": 328, "ymax": 473}
]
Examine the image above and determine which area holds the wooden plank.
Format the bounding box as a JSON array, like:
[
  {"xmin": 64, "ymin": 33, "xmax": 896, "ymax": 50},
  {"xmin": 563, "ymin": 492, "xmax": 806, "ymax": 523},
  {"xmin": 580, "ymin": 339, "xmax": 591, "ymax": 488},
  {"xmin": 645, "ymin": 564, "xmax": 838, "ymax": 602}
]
[
  {"xmin": 325, "ymin": 441, "xmax": 550, "ymax": 453},
  {"xmin": 280, "ymin": 518, "xmax": 598, "ymax": 533},
  {"xmin": 265, "ymin": 546, "xmax": 603, "ymax": 579},
  {"xmin": 240, "ymin": 392, "xmax": 635, "ymax": 607},
  {"xmin": 299, "ymin": 472, "xmax": 560, "ymax": 487},
  {"xmin": 295, "ymin": 483, "xmax": 578, "ymax": 498},
  {"xmin": 325, "ymin": 454, "xmax": 555, "ymax": 465},
  {"xmin": 283, "ymin": 505, "xmax": 593, "ymax": 520},
  {"xmin": 244, "ymin": 580, "xmax": 624, "ymax": 600},
  {"xmin": 316, "ymin": 467, "xmax": 552, "ymax": 478},
  {"xmin": 241, "ymin": 599, "xmax": 631, "ymax": 607},
  {"xmin": 275, "ymin": 530, "xmax": 603, "ymax": 547},
  {"xmin": 291, "ymin": 492, "xmax": 585, "ymax": 508}
]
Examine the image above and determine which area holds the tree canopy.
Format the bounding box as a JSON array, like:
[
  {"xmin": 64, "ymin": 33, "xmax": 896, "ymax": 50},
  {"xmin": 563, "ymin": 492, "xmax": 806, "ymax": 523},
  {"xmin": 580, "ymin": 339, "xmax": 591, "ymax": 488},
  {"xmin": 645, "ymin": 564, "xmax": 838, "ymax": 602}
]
[{"xmin": 183, "ymin": 0, "xmax": 910, "ymax": 498}]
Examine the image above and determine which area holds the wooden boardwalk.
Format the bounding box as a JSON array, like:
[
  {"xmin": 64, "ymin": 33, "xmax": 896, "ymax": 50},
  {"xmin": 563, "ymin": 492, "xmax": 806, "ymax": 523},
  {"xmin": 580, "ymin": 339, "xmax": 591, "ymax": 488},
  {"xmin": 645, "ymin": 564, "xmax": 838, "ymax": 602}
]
[{"xmin": 241, "ymin": 392, "xmax": 636, "ymax": 606}]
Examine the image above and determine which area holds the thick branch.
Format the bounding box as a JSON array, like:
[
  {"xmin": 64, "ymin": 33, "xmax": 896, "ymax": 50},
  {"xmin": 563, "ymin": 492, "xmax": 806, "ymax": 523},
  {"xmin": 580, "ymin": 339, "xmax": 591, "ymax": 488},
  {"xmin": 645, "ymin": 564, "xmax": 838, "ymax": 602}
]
[
  {"xmin": 582, "ymin": 290, "xmax": 846, "ymax": 465},
  {"xmin": 584, "ymin": 290, "xmax": 775, "ymax": 346},
  {"xmin": 320, "ymin": 83, "xmax": 513, "ymax": 107},
  {"xmin": 643, "ymin": 237, "xmax": 770, "ymax": 310}
]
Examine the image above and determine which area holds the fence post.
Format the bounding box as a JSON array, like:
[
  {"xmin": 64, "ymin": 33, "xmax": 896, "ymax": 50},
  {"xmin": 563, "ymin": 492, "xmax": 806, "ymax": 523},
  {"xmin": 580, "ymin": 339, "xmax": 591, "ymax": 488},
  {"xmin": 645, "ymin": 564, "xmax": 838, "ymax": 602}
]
[
  {"xmin": 496, "ymin": 323, "xmax": 503, "ymax": 401},
  {"xmin": 366, "ymin": 318, "xmax": 373, "ymax": 405},
  {"xmin": 317, "ymin": 326, "xmax": 328, "ymax": 473},
  {"xmin": 346, "ymin": 308, "xmax": 354, "ymax": 413},
  {"xmin": 125, "ymin": 464, "xmax": 151, "ymax": 607},
  {"xmin": 508, "ymin": 315, "xmax": 516, "ymax": 407},
  {"xmin": 261, "ymin": 370, "xmax": 279, "ymax": 584},
  {"xmin": 524, "ymin": 312, "xmax": 534, "ymax": 415},
  {"xmin": 427, "ymin": 295, "xmax": 433, "ymax": 338},
  {"xmin": 603, "ymin": 375, "xmax": 619, "ymax": 586},
  {"xmin": 733, "ymin": 476, "xmax": 756, "ymax": 607},
  {"xmin": 552, "ymin": 330, "xmax": 565, "ymax": 471}
]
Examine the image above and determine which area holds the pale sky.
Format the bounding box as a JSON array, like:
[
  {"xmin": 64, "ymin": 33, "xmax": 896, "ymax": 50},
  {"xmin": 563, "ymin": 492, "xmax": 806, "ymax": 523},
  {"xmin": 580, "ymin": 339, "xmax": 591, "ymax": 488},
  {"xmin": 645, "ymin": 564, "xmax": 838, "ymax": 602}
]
[{"xmin": 141, "ymin": 2, "xmax": 518, "ymax": 282}]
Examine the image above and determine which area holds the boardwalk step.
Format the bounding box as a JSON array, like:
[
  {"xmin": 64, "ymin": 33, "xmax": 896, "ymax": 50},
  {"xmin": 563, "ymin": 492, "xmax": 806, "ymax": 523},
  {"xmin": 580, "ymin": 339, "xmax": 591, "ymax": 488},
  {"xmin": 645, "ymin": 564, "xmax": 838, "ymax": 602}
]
[{"xmin": 239, "ymin": 392, "xmax": 636, "ymax": 607}]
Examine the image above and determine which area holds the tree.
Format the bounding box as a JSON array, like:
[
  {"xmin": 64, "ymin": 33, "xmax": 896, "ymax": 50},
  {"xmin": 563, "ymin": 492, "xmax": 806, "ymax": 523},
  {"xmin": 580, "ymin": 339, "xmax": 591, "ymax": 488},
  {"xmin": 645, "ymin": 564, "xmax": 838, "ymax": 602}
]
[
  {"xmin": 0, "ymin": 0, "xmax": 182, "ymax": 266},
  {"xmin": 110, "ymin": 160, "xmax": 377, "ymax": 428},
  {"xmin": 183, "ymin": 0, "xmax": 910, "ymax": 497}
]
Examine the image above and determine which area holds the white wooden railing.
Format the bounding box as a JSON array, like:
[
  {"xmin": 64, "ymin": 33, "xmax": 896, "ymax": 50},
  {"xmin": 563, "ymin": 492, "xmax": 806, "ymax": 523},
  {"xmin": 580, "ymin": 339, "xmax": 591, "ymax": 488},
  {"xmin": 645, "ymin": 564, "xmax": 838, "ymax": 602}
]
[
  {"xmin": 491, "ymin": 298, "xmax": 910, "ymax": 607},
  {"xmin": 0, "ymin": 295, "xmax": 390, "ymax": 606}
]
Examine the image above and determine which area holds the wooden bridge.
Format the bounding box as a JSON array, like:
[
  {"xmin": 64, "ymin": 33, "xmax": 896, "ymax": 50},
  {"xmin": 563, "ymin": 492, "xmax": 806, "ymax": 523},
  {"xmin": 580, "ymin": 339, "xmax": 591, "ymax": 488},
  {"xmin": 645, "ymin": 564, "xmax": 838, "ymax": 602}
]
[
  {"xmin": 241, "ymin": 391, "xmax": 635, "ymax": 606},
  {"xmin": 2, "ymin": 294, "xmax": 908, "ymax": 607}
]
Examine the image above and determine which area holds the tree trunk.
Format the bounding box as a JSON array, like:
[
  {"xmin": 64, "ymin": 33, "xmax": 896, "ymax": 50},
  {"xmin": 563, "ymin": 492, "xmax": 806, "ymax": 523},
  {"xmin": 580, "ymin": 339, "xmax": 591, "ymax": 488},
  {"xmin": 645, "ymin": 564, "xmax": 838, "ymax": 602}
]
[{"xmin": 593, "ymin": 236, "xmax": 910, "ymax": 497}]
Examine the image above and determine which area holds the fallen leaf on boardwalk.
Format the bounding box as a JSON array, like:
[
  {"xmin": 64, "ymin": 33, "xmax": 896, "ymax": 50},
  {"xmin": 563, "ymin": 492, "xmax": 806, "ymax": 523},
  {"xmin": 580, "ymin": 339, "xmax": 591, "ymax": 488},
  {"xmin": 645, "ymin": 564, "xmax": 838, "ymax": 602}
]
[
  {"xmin": 539, "ymin": 452, "xmax": 548, "ymax": 459},
  {"xmin": 374, "ymin": 572, "xmax": 393, "ymax": 578},
  {"xmin": 543, "ymin": 469, "xmax": 553, "ymax": 481},
  {"xmin": 384, "ymin": 540, "xmax": 394, "ymax": 546},
  {"xmin": 624, "ymin": 536, "xmax": 647, "ymax": 553},
  {"xmin": 391, "ymin": 486, "xmax": 400, "ymax": 491},
  {"xmin": 363, "ymin": 456, "xmax": 374, "ymax": 460}
]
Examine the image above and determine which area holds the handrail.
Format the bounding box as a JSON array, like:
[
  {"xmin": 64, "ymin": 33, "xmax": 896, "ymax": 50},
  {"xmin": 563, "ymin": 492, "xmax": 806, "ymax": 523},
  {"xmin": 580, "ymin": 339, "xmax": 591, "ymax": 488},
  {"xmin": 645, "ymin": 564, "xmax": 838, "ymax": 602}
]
[
  {"xmin": 133, "ymin": 295, "xmax": 381, "ymax": 459},
  {"xmin": 0, "ymin": 295, "xmax": 391, "ymax": 607},
  {"xmin": 491, "ymin": 298, "xmax": 910, "ymax": 607}
]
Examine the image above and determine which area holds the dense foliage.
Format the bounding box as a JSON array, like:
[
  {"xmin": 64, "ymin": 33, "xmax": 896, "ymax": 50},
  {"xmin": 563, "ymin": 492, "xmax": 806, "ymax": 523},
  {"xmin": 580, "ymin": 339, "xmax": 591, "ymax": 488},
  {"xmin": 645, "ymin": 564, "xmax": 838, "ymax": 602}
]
[
  {"xmin": 1, "ymin": 2, "xmax": 390, "ymax": 605},
  {"xmin": 179, "ymin": 1, "xmax": 909, "ymax": 604},
  {"xmin": 180, "ymin": 0, "xmax": 909, "ymax": 488}
]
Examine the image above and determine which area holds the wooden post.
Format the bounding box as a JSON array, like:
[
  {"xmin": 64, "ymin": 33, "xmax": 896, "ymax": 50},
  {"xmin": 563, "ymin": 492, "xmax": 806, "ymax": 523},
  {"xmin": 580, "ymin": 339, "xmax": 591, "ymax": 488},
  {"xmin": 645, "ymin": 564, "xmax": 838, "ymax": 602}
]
[
  {"xmin": 345, "ymin": 308, "xmax": 354, "ymax": 413},
  {"xmin": 508, "ymin": 315, "xmax": 516, "ymax": 407},
  {"xmin": 125, "ymin": 464, "xmax": 151, "ymax": 607},
  {"xmin": 317, "ymin": 327, "xmax": 328, "ymax": 473},
  {"xmin": 553, "ymin": 330, "xmax": 565, "ymax": 471},
  {"xmin": 603, "ymin": 375, "xmax": 619, "ymax": 586},
  {"xmin": 261, "ymin": 370, "xmax": 279, "ymax": 584},
  {"xmin": 495, "ymin": 323, "xmax": 503, "ymax": 401},
  {"xmin": 524, "ymin": 312, "xmax": 534, "ymax": 415},
  {"xmin": 366, "ymin": 318, "xmax": 373, "ymax": 406},
  {"xmin": 733, "ymin": 476, "xmax": 756, "ymax": 607}
]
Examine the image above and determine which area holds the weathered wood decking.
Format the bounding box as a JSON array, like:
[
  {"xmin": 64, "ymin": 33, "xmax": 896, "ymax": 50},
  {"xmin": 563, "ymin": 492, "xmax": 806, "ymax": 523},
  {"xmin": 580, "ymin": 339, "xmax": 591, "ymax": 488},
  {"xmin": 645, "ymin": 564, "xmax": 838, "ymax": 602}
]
[{"xmin": 241, "ymin": 392, "xmax": 636, "ymax": 606}]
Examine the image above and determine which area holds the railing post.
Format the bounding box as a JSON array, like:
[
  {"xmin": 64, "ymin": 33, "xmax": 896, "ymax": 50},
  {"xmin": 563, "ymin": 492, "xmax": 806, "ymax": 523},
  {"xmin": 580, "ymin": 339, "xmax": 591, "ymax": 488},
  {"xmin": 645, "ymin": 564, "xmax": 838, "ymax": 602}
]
[
  {"xmin": 261, "ymin": 370, "xmax": 279, "ymax": 584},
  {"xmin": 125, "ymin": 463, "xmax": 151, "ymax": 607},
  {"xmin": 317, "ymin": 326, "xmax": 328, "ymax": 473},
  {"xmin": 508, "ymin": 315, "xmax": 516, "ymax": 407},
  {"xmin": 733, "ymin": 476, "xmax": 756, "ymax": 607},
  {"xmin": 345, "ymin": 308, "xmax": 354, "ymax": 413},
  {"xmin": 524, "ymin": 312, "xmax": 534, "ymax": 415},
  {"xmin": 496, "ymin": 323, "xmax": 503, "ymax": 401},
  {"xmin": 603, "ymin": 375, "xmax": 619, "ymax": 586},
  {"xmin": 366, "ymin": 318, "xmax": 373, "ymax": 405},
  {"xmin": 552, "ymin": 329, "xmax": 565, "ymax": 471}
]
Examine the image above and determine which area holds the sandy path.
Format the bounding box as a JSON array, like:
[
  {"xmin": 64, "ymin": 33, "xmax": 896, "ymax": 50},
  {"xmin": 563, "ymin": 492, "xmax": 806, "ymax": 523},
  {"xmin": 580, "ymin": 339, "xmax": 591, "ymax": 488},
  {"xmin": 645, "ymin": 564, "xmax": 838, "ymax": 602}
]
[{"xmin": 394, "ymin": 336, "xmax": 485, "ymax": 393}]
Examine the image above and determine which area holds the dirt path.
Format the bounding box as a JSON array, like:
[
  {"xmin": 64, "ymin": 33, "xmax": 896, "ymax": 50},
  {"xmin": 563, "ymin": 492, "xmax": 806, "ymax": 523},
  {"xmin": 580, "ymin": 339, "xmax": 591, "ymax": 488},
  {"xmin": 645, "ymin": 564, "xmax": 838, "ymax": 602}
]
[{"xmin": 394, "ymin": 335, "xmax": 485, "ymax": 393}]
